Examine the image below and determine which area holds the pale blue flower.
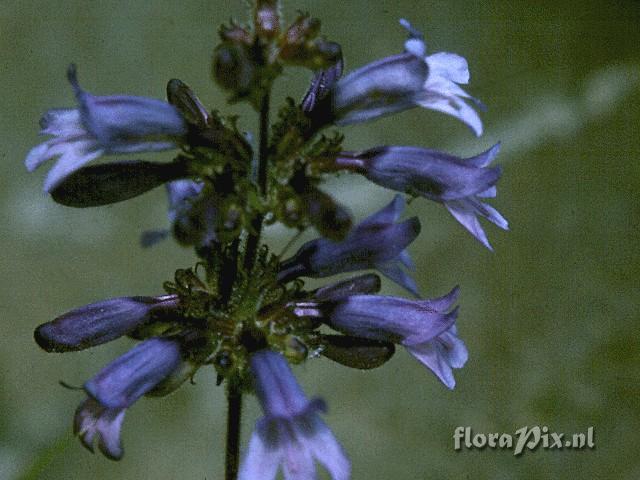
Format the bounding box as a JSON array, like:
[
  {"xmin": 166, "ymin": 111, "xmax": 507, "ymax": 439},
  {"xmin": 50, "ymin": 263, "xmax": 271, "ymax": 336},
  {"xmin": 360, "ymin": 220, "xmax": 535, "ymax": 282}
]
[
  {"xmin": 334, "ymin": 143, "xmax": 508, "ymax": 250},
  {"xmin": 239, "ymin": 350, "xmax": 350, "ymax": 480},
  {"xmin": 25, "ymin": 65, "xmax": 186, "ymax": 192},
  {"xmin": 317, "ymin": 19, "xmax": 484, "ymax": 136}
]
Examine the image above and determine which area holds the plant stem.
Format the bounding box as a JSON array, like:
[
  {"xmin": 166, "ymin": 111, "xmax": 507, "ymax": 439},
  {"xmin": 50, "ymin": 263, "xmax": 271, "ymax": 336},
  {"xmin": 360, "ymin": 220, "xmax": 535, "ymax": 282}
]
[
  {"xmin": 243, "ymin": 92, "xmax": 271, "ymax": 273},
  {"xmin": 224, "ymin": 91, "xmax": 270, "ymax": 480},
  {"xmin": 224, "ymin": 382, "xmax": 243, "ymax": 480}
]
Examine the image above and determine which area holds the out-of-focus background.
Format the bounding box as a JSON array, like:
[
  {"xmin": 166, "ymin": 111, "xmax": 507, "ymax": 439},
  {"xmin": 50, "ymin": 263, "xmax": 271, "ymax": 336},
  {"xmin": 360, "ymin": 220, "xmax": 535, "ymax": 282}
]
[{"xmin": 1, "ymin": 1, "xmax": 639, "ymax": 479}]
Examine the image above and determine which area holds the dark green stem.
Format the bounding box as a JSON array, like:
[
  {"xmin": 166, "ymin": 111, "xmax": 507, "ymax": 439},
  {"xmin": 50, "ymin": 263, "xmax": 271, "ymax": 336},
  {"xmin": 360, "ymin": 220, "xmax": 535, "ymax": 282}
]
[
  {"xmin": 224, "ymin": 91, "xmax": 270, "ymax": 480},
  {"xmin": 243, "ymin": 92, "xmax": 271, "ymax": 273},
  {"xmin": 224, "ymin": 382, "xmax": 243, "ymax": 480}
]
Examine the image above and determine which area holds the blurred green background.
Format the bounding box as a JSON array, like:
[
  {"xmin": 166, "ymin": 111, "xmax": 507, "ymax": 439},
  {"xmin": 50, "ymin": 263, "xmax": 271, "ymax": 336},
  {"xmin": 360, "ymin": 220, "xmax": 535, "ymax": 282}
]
[{"xmin": 1, "ymin": 1, "xmax": 639, "ymax": 479}]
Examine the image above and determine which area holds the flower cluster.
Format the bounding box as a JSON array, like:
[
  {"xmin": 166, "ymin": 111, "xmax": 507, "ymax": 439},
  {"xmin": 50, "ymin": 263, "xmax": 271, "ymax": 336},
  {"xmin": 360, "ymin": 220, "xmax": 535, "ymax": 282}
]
[{"xmin": 26, "ymin": 2, "xmax": 507, "ymax": 479}]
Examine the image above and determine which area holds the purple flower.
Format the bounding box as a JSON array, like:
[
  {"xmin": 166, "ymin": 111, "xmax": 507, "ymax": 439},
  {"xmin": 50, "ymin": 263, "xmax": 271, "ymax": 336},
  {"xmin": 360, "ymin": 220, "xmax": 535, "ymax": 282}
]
[
  {"xmin": 334, "ymin": 143, "xmax": 508, "ymax": 250},
  {"xmin": 321, "ymin": 19, "xmax": 483, "ymax": 136},
  {"xmin": 239, "ymin": 350, "xmax": 350, "ymax": 480},
  {"xmin": 34, "ymin": 295, "xmax": 179, "ymax": 352},
  {"xmin": 25, "ymin": 65, "xmax": 186, "ymax": 192},
  {"xmin": 278, "ymin": 195, "xmax": 421, "ymax": 296},
  {"xmin": 312, "ymin": 287, "xmax": 467, "ymax": 389},
  {"xmin": 74, "ymin": 398, "xmax": 126, "ymax": 460},
  {"xmin": 74, "ymin": 337, "xmax": 183, "ymax": 459}
]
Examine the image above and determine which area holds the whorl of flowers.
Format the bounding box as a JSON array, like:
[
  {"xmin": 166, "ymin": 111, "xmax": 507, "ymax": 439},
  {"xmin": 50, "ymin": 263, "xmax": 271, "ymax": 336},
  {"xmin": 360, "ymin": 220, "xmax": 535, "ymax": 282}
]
[{"xmin": 25, "ymin": 2, "xmax": 508, "ymax": 479}]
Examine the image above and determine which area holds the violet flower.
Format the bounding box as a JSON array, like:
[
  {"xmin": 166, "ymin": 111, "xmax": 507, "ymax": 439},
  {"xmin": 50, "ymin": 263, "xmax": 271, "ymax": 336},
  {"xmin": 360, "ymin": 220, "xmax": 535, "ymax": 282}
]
[
  {"xmin": 311, "ymin": 19, "xmax": 483, "ymax": 136},
  {"xmin": 238, "ymin": 350, "xmax": 350, "ymax": 480},
  {"xmin": 74, "ymin": 398, "xmax": 126, "ymax": 460},
  {"xmin": 278, "ymin": 195, "xmax": 421, "ymax": 296},
  {"xmin": 34, "ymin": 295, "xmax": 179, "ymax": 352},
  {"xmin": 25, "ymin": 64, "xmax": 187, "ymax": 192},
  {"xmin": 334, "ymin": 143, "xmax": 508, "ymax": 250},
  {"xmin": 301, "ymin": 286, "xmax": 467, "ymax": 389},
  {"xmin": 75, "ymin": 337, "xmax": 183, "ymax": 459}
]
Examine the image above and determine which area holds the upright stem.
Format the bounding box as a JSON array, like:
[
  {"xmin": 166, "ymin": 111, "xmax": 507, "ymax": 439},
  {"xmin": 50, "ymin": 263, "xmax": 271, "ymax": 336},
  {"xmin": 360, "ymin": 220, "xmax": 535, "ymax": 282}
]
[
  {"xmin": 225, "ymin": 382, "xmax": 243, "ymax": 480},
  {"xmin": 243, "ymin": 92, "xmax": 271, "ymax": 273},
  {"xmin": 224, "ymin": 91, "xmax": 271, "ymax": 480}
]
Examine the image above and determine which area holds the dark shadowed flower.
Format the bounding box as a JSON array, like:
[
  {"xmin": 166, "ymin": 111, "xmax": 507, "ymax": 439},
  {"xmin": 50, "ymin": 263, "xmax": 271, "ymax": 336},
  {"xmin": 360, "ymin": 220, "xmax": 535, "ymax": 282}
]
[
  {"xmin": 166, "ymin": 179, "xmax": 218, "ymax": 248},
  {"xmin": 25, "ymin": 64, "xmax": 187, "ymax": 192},
  {"xmin": 310, "ymin": 19, "xmax": 483, "ymax": 136},
  {"xmin": 74, "ymin": 337, "xmax": 184, "ymax": 459},
  {"xmin": 278, "ymin": 195, "xmax": 421, "ymax": 296},
  {"xmin": 296, "ymin": 286, "xmax": 467, "ymax": 389},
  {"xmin": 34, "ymin": 295, "xmax": 178, "ymax": 352},
  {"xmin": 238, "ymin": 350, "xmax": 350, "ymax": 480},
  {"xmin": 333, "ymin": 143, "xmax": 508, "ymax": 250}
]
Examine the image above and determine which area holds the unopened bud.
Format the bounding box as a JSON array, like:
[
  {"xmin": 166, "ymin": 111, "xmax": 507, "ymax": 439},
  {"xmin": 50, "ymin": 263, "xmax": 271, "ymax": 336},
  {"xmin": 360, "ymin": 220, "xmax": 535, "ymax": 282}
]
[
  {"xmin": 255, "ymin": 0, "xmax": 281, "ymax": 39},
  {"xmin": 212, "ymin": 43, "xmax": 255, "ymax": 98}
]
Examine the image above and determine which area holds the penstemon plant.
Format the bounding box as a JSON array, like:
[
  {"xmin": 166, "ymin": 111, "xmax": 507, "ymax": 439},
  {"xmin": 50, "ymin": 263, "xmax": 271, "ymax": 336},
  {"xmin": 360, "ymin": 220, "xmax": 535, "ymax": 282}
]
[{"xmin": 25, "ymin": 1, "xmax": 508, "ymax": 479}]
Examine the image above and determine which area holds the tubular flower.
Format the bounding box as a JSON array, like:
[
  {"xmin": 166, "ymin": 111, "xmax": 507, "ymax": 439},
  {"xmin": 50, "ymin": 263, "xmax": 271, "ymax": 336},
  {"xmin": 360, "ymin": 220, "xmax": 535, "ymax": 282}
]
[
  {"xmin": 296, "ymin": 286, "xmax": 467, "ymax": 389},
  {"xmin": 25, "ymin": 64, "xmax": 187, "ymax": 192},
  {"xmin": 239, "ymin": 350, "xmax": 350, "ymax": 480},
  {"xmin": 34, "ymin": 295, "xmax": 189, "ymax": 459},
  {"xmin": 278, "ymin": 195, "xmax": 421, "ymax": 296},
  {"xmin": 308, "ymin": 19, "xmax": 484, "ymax": 136},
  {"xmin": 34, "ymin": 295, "xmax": 178, "ymax": 352},
  {"xmin": 76, "ymin": 337, "xmax": 184, "ymax": 459},
  {"xmin": 24, "ymin": 6, "xmax": 509, "ymax": 474},
  {"xmin": 334, "ymin": 143, "xmax": 508, "ymax": 250}
]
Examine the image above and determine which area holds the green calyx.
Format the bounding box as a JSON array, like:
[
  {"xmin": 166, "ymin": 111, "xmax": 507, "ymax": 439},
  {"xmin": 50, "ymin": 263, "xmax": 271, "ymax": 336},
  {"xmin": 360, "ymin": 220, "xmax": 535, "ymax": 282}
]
[{"xmin": 143, "ymin": 246, "xmax": 317, "ymax": 390}]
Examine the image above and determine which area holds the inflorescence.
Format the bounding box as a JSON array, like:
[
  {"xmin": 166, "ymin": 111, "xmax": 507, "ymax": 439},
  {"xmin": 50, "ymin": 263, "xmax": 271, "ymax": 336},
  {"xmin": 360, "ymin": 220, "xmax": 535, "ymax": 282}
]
[{"xmin": 26, "ymin": 2, "xmax": 508, "ymax": 478}]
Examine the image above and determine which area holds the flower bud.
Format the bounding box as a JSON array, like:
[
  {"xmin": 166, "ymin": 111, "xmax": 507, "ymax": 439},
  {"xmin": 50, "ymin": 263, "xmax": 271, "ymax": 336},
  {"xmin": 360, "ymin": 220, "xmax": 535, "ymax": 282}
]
[
  {"xmin": 219, "ymin": 23, "xmax": 252, "ymax": 45},
  {"xmin": 254, "ymin": 0, "xmax": 281, "ymax": 39},
  {"xmin": 212, "ymin": 43, "xmax": 256, "ymax": 99},
  {"xmin": 166, "ymin": 79, "xmax": 209, "ymax": 129},
  {"xmin": 34, "ymin": 295, "xmax": 179, "ymax": 352}
]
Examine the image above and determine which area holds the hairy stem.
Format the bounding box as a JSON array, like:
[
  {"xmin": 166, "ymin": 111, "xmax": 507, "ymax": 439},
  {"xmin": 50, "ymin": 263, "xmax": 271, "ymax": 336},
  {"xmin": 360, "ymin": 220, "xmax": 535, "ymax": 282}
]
[{"xmin": 224, "ymin": 91, "xmax": 271, "ymax": 480}]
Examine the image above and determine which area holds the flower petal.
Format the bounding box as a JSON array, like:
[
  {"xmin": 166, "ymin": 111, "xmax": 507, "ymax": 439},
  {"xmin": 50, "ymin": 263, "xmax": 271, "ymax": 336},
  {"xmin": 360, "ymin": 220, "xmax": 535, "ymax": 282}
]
[
  {"xmin": 376, "ymin": 261, "xmax": 420, "ymax": 298},
  {"xmin": 305, "ymin": 418, "xmax": 351, "ymax": 480},
  {"xmin": 405, "ymin": 325, "xmax": 468, "ymax": 389},
  {"xmin": 84, "ymin": 337, "xmax": 182, "ymax": 409},
  {"xmin": 415, "ymin": 91, "xmax": 483, "ymax": 136},
  {"xmin": 39, "ymin": 108, "xmax": 84, "ymax": 136},
  {"xmin": 42, "ymin": 140, "xmax": 103, "ymax": 192},
  {"xmin": 425, "ymin": 52, "xmax": 470, "ymax": 84},
  {"xmin": 96, "ymin": 408, "xmax": 126, "ymax": 460},
  {"xmin": 445, "ymin": 200, "xmax": 493, "ymax": 250},
  {"xmin": 238, "ymin": 425, "xmax": 282, "ymax": 480},
  {"xmin": 281, "ymin": 441, "xmax": 316, "ymax": 480},
  {"xmin": 357, "ymin": 194, "xmax": 405, "ymax": 227}
]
